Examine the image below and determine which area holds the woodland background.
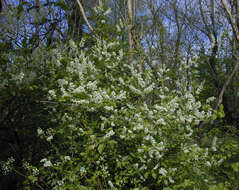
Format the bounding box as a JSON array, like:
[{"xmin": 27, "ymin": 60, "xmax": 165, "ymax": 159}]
[{"xmin": 1, "ymin": 0, "xmax": 239, "ymax": 189}]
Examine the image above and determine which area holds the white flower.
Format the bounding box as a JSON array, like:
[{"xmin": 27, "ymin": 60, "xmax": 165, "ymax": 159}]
[
  {"xmin": 104, "ymin": 106, "xmax": 114, "ymax": 111},
  {"xmin": 156, "ymin": 118, "xmax": 166, "ymax": 125},
  {"xmin": 57, "ymin": 180, "xmax": 64, "ymax": 186},
  {"xmin": 104, "ymin": 130, "xmax": 115, "ymax": 139},
  {"xmin": 217, "ymin": 158, "xmax": 224, "ymax": 165},
  {"xmin": 119, "ymin": 77, "xmax": 124, "ymax": 84},
  {"xmin": 153, "ymin": 163, "xmax": 159, "ymax": 170},
  {"xmin": 92, "ymin": 91, "xmax": 103, "ymax": 103},
  {"xmin": 87, "ymin": 81, "xmax": 97, "ymax": 90},
  {"xmin": 80, "ymin": 167, "xmax": 86, "ymax": 173},
  {"xmin": 211, "ymin": 136, "xmax": 217, "ymax": 151},
  {"xmin": 196, "ymin": 83, "xmax": 203, "ymax": 94},
  {"xmin": 117, "ymin": 90, "xmax": 126, "ymax": 100},
  {"xmin": 48, "ymin": 90, "xmax": 56, "ymax": 98},
  {"xmin": 154, "ymin": 105, "xmax": 167, "ymax": 112},
  {"xmin": 19, "ymin": 72, "xmax": 24, "ymax": 81},
  {"xmin": 40, "ymin": 158, "xmax": 47, "ymax": 163},
  {"xmin": 129, "ymin": 85, "xmax": 142, "ymax": 95},
  {"xmin": 73, "ymin": 86, "xmax": 85, "ymax": 93},
  {"xmin": 206, "ymin": 96, "xmax": 216, "ymax": 103},
  {"xmin": 58, "ymin": 79, "xmax": 68, "ymax": 86},
  {"xmin": 133, "ymin": 124, "xmax": 144, "ymax": 131},
  {"xmin": 104, "ymin": 8, "xmax": 112, "ymax": 15},
  {"xmin": 120, "ymin": 135, "xmax": 125, "ymax": 139},
  {"xmin": 23, "ymin": 162, "xmax": 30, "ymax": 169},
  {"xmin": 184, "ymin": 149, "xmax": 189, "ymax": 153},
  {"xmin": 169, "ymin": 177, "xmax": 175, "ymax": 183},
  {"xmin": 37, "ymin": 128, "xmax": 44, "ymax": 136},
  {"xmin": 205, "ymin": 161, "xmax": 211, "ymax": 167},
  {"xmin": 1, "ymin": 157, "xmax": 15, "ymax": 175},
  {"xmin": 43, "ymin": 160, "xmax": 52, "ymax": 167},
  {"xmin": 46, "ymin": 135, "xmax": 53, "ymax": 142},
  {"xmin": 119, "ymin": 49, "xmax": 123, "ymax": 59},
  {"xmin": 72, "ymin": 99, "xmax": 89, "ymax": 104},
  {"xmin": 108, "ymin": 180, "xmax": 114, "ymax": 188},
  {"xmin": 159, "ymin": 95, "xmax": 167, "ymax": 99},
  {"xmin": 159, "ymin": 168, "xmax": 167, "ymax": 176},
  {"xmin": 64, "ymin": 156, "xmax": 71, "ymax": 161},
  {"xmin": 32, "ymin": 168, "xmax": 39, "ymax": 176},
  {"xmin": 144, "ymin": 84, "xmax": 154, "ymax": 94},
  {"xmin": 149, "ymin": 149, "xmax": 158, "ymax": 158},
  {"xmin": 186, "ymin": 102, "xmax": 193, "ymax": 110}
]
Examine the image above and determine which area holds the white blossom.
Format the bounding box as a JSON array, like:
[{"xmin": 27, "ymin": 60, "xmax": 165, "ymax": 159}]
[
  {"xmin": 129, "ymin": 85, "xmax": 142, "ymax": 95},
  {"xmin": 108, "ymin": 180, "xmax": 114, "ymax": 188},
  {"xmin": 37, "ymin": 128, "xmax": 44, "ymax": 136},
  {"xmin": 104, "ymin": 8, "xmax": 112, "ymax": 15},
  {"xmin": 64, "ymin": 156, "xmax": 71, "ymax": 161},
  {"xmin": 73, "ymin": 86, "xmax": 85, "ymax": 93},
  {"xmin": 41, "ymin": 159, "xmax": 52, "ymax": 167},
  {"xmin": 80, "ymin": 167, "xmax": 86, "ymax": 173},
  {"xmin": 58, "ymin": 79, "xmax": 68, "ymax": 87},
  {"xmin": 144, "ymin": 84, "xmax": 154, "ymax": 94},
  {"xmin": 46, "ymin": 135, "xmax": 53, "ymax": 142},
  {"xmin": 104, "ymin": 106, "xmax": 114, "ymax": 111},
  {"xmin": 104, "ymin": 130, "xmax": 115, "ymax": 139},
  {"xmin": 205, "ymin": 161, "xmax": 211, "ymax": 167},
  {"xmin": 206, "ymin": 97, "xmax": 216, "ymax": 103},
  {"xmin": 159, "ymin": 168, "xmax": 167, "ymax": 176},
  {"xmin": 211, "ymin": 136, "xmax": 218, "ymax": 151}
]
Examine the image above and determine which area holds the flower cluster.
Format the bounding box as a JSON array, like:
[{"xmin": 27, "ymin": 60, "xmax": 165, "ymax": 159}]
[{"xmin": 0, "ymin": 157, "xmax": 15, "ymax": 175}]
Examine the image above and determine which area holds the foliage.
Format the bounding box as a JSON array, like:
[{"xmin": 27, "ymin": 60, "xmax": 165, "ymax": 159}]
[
  {"xmin": 0, "ymin": 40, "xmax": 59, "ymax": 188},
  {"xmin": 18, "ymin": 25, "xmax": 219, "ymax": 189},
  {"xmin": 1, "ymin": 1, "xmax": 239, "ymax": 190}
]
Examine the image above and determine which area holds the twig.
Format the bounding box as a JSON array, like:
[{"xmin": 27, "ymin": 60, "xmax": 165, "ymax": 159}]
[
  {"xmin": 216, "ymin": 59, "xmax": 239, "ymax": 110},
  {"xmin": 75, "ymin": 0, "xmax": 94, "ymax": 32},
  {"xmin": 221, "ymin": 0, "xmax": 239, "ymax": 41}
]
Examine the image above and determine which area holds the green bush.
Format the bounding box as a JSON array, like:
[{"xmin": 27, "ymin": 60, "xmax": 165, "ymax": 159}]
[
  {"xmin": 2, "ymin": 4, "xmax": 239, "ymax": 190},
  {"xmin": 18, "ymin": 33, "xmax": 219, "ymax": 189}
]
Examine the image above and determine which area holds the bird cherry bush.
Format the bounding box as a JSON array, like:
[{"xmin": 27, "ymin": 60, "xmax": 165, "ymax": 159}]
[
  {"xmin": 19, "ymin": 31, "xmax": 221, "ymax": 190},
  {"xmin": 0, "ymin": 3, "xmax": 238, "ymax": 190}
]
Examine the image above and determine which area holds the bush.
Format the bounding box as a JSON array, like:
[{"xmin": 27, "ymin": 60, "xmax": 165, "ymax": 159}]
[{"xmin": 18, "ymin": 34, "xmax": 218, "ymax": 189}]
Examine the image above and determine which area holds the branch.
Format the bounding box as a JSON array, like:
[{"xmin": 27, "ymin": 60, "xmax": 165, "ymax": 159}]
[
  {"xmin": 199, "ymin": 0, "xmax": 214, "ymax": 44},
  {"xmin": 221, "ymin": 0, "xmax": 239, "ymax": 40},
  {"xmin": 75, "ymin": 0, "xmax": 94, "ymax": 33},
  {"xmin": 127, "ymin": 0, "xmax": 134, "ymax": 53},
  {"xmin": 216, "ymin": 58, "xmax": 239, "ymax": 110},
  {"xmin": 215, "ymin": 0, "xmax": 239, "ymax": 109}
]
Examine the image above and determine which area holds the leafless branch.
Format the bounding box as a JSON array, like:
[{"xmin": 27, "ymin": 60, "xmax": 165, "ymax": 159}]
[
  {"xmin": 217, "ymin": 58, "xmax": 239, "ymax": 110},
  {"xmin": 221, "ymin": 0, "xmax": 239, "ymax": 40},
  {"xmin": 75, "ymin": 0, "xmax": 94, "ymax": 32}
]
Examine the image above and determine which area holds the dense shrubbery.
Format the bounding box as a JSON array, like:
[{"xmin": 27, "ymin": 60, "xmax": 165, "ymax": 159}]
[
  {"xmin": 1, "ymin": 4, "xmax": 239, "ymax": 190},
  {"xmin": 10, "ymin": 34, "xmax": 218, "ymax": 189}
]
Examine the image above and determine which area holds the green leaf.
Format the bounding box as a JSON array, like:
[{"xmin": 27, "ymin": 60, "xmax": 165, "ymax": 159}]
[
  {"xmin": 152, "ymin": 171, "xmax": 157, "ymax": 179},
  {"xmin": 144, "ymin": 172, "xmax": 149, "ymax": 179},
  {"xmin": 218, "ymin": 104, "xmax": 225, "ymax": 118},
  {"xmin": 98, "ymin": 144, "xmax": 104, "ymax": 154},
  {"xmin": 163, "ymin": 188, "xmax": 172, "ymax": 190},
  {"xmin": 232, "ymin": 162, "xmax": 239, "ymax": 172}
]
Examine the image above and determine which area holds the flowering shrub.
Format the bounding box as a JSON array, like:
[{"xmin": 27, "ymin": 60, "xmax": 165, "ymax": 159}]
[{"xmin": 17, "ymin": 32, "xmax": 220, "ymax": 189}]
